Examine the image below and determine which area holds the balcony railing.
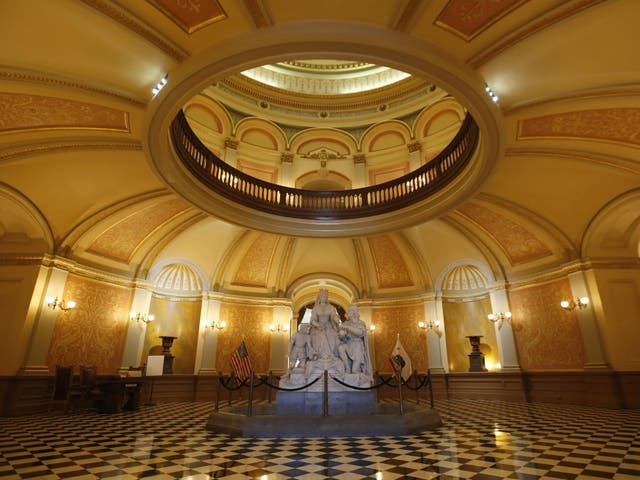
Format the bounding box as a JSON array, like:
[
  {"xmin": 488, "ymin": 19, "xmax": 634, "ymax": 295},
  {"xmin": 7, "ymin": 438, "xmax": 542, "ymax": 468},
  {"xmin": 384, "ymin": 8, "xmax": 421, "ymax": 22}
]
[{"xmin": 171, "ymin": 110, "xmax": 479, "ymax": 220}]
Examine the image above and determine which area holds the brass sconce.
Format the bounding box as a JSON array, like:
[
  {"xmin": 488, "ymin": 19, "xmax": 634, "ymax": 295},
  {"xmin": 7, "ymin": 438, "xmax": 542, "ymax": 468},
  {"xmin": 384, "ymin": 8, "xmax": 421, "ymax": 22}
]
[
  {"xmin": 560, "ymin": 297, "xmax": 589, "ymax": 311},
  {"xmin": 268, "ymin": 323, "xmax": 289, "ymax": 333},
  {"xmin": 418, "ymin": 320, "xmax": 441, "ymax": 334},
  {"xmin": 45, "ymin": 296, "xmax": 76, "ymax": 312},
  {"xmin": 488, "ymin": 311, "xmax": 512, "ymax": 328},
  {"xmin": 130, "ymin": 311, "xmax": 154, "ymax": 324},
  {"xmin": 206, "ymin": 320, "xmax": 227, "ymax": 330},
  {"xmin": 369, "ymin": 324, "xmax": 376, "ymax": 333}
]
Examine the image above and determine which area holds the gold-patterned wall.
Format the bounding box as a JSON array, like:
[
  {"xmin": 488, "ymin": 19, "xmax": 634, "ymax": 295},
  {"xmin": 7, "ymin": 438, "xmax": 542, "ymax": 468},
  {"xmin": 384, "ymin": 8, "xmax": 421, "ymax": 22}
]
[
  {"xmin": 88, "ymin": 199, "xmax": 190, "ymax": 261},
  {"xmin": 215, "ymin": 304, "xmax": 272, "ymax": 374},
  {"xmin": 47, "ymin": 275, "xmax": 131, "ymax": 374},
  {"xmin": 368, "ymin": 236, "xmax": 413, "ymax": 288},
  {"xmin": 140, "ymin": 297, "xmax": 202, "ymax": 374},
  {"xmin": 457, "ymin": 202, "xmax": 552, "ymax": 264},
  {"xmin": 509, "ymin": 279, "xmax": 586, "ymax": 370},
  {"xmin": 232, "ymin": 233, "xmax": 278, "ymax": 287},
  {"xmin": 442, "ymin": 298, "xmax": 499, "ymax": 372},
  {"xmin": 371, "ymin": 304, "xmax": 427, "ymax": 373}
]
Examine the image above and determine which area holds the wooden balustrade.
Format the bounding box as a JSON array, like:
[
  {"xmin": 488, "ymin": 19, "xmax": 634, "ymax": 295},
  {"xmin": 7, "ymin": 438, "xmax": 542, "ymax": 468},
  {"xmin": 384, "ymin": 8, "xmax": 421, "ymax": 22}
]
[{"xmin": 171, "ymin": 110, "xmax": 479, "ymax": 220}]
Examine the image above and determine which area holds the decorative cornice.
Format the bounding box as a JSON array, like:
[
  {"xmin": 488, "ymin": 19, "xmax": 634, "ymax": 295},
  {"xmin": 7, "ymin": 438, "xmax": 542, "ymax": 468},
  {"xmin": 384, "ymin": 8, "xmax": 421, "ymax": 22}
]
[
  {"xmin": 407, "ymin": 141, "xmax": 422, "ymax": 153},
  {"xmin": 504, "ymin": 86, "xmax": 640, "ymax": 115},
  {"xmin": 0, "ymin": 141, "xmax": 142, "ymax": 163},
  {"xmin": 218, "ymin": 75, "xmax": 430, "ymax": 112},
  {"xmin": 505, "ymin": 148, "xmax": 640, "ymax": 175},
  {"xmin": 242, "ymin": 0, "xmax": 273, "ymax": 29},
  {"xmin": 391, "ymin": 0, "xmax": 426, "ymax": 33},
  {"xmin": 0, "ymin": 68, "xmax": 145, "ymax": 106},
  {"xmin": 81, "ymin": 0, "xmax": 188, "ymax": 62},
  {"xmin": 468, "ymin": 0, "xmax": 606, "ymax": 68}
]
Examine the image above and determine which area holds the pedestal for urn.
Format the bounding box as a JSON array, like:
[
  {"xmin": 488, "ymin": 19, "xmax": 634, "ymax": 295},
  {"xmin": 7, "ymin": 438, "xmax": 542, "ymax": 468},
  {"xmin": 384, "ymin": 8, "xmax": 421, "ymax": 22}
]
[
  {"xmin": 467, "ymin": 335, "xmax": 487, "ymax": 372},
  {"xmin": 159, "ymin": 335, "xmax": 177, "ymax": 374}
]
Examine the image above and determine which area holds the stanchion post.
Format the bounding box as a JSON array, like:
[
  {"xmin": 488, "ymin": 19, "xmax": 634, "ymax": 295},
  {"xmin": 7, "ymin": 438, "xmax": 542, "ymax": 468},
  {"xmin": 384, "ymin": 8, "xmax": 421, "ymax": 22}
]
[
  {"xmin": 267, "ymin": 371, "xmax": 273, "ymax": 403},
  {"xmin": 247, "ymin": 371, "xmax": 254, "ymax": 417},
  {"xmin": 428, "ymin": 369, "xmax": 434, "ymax": 409},
  {"xmin": 215, "ymin": 373, "xmax": 222, "ymax": 412},
  {"xmin": 414, "ymin": 370, "xmax": 419, "ymax": 405},
  {"xmin": 397, "ymin": 371, "xmax": 404, "ymax": 415},
  {"xmin": 323, "ymin": 370, "xmax": 328, "ymax": 417},
  {"xmin": 228, "ymin": 373, "xmax": 234, "ymax": 406},
  {"xmin": 375, "ymin": 371, "xmax": 381, "ymax": 403}
]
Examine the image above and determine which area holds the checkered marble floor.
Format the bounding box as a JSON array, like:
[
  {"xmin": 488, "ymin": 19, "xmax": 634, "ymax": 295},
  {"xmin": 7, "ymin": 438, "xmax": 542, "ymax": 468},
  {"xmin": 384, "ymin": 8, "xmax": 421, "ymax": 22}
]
[{"xmin": 1, "ymin": 399, "xmax": 639, "ymax": 479}]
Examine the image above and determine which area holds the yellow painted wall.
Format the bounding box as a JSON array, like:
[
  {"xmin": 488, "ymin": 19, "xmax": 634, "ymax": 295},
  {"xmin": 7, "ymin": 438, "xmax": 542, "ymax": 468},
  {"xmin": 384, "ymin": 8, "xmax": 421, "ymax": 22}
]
[
  {"xmin": 443, "ymin": 298, "xmax": 499, "ymax": 372},
  {"xmin": 142, "ymin": 297, "xmax": 202, "ymax": 374},
  {"xmin": 0, "ymin": 264, "xmax": 43, "ymax": 375},
  {"xmin": 589, "ymin": 267, "xmax": 640, "ymax": 371}
]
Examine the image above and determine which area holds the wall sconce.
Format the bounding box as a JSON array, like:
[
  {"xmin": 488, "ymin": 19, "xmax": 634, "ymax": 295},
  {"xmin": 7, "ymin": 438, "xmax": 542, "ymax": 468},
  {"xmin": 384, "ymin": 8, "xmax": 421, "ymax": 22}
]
[
  {"xmin": 269, "ymin": 323, "xmax": 289, "ymax": 333},
  {"xmin": 488, "ymin": 311, "xmax": 512, "ymax": 327},
  {"xmin": 369, "ymin": 325, "xmax": 376, "ymax": 333},
  {"xmin": 418, "ymin": 320, "xmax": 441, "ymax": 334},
  {"xmin": 45, "ymin": 296, "xmax": 76, "ymax": 312},
  {"xmin": 206, "ymin": 320, "xmax": 227, "ymax": 330},
  {"xmin": 130, "ymin": 312, "xmax": 154, "ymax": 324},
  {"xmin": 560, "ymin": 297, "xmax": 589, "ymax": 311}
]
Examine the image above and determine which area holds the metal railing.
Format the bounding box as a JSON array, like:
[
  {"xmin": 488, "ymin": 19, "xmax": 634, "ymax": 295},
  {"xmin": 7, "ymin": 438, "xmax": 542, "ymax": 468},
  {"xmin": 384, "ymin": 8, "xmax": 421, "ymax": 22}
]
[
  {"xmin": 216, "ymin": 370, "xmax": 434, "ymax": 417},
  {"xmin": 171, "ymin": 111, "xmax": 479, "ymax": 220}
]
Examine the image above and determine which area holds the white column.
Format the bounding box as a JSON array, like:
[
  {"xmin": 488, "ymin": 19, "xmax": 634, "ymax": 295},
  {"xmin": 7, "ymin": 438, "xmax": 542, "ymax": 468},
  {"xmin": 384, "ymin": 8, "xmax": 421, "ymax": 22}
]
[
  {"xmin": 269, "ymin": 305, "xmax": 292, "ymax": 374},
  {"xmin": 489, "ymin": 289, "xmax": 521, "ymax": 371},
  {"xmin": 21, "ymin": 265, "xmax": 65, "ymax": 374},
  {"xmin": 198, "ymin": 298, "xmax": 222, "ymax": 374},
  {"xmin": 407, "ymin": 141, "xmax": 422, "ymax": 170},
  {"xmin": 119, "ymin": 287, "xmax": 153, "ymax": 374},
  {"xmin": 568, "ymin": 271, "xmax": 609, "ymax": 369},
  {"xmin": 353, "ymin": 154, "xmax": 367, "ymax": 188},
  {"xmin": 424, "ymin": 299, "xmax": 447, "ymax": 373},
  {"xmin": 224, "ymin": 138, "xmax": 238, "ymax": 168},
  {"xmin": 280, "ymin": 153, "xmax": 294, "ymax": 187}
]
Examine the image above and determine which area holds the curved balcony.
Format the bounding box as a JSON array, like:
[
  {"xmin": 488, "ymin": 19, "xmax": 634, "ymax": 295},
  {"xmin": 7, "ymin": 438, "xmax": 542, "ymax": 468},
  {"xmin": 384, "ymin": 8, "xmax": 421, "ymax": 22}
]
[{"xmin": 171, "ymin": 110, "xmax": 479, "ymax": 220}]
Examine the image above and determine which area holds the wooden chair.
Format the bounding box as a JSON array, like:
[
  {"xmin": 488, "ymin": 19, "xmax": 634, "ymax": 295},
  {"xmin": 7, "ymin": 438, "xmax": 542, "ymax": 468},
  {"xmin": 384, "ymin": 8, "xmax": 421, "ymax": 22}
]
[
  {"xmin": 49, "ymin": 365, "xmax": 84, "ymax": 413},
  {"xmin": 78, "ymin": 365, "xmax": 105, "ymax": 409}
]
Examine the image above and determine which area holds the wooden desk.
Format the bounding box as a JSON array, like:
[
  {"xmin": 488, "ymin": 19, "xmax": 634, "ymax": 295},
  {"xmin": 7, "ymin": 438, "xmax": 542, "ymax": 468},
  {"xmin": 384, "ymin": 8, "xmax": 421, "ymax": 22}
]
[{"xmin": 98, "ymin": 377, "xmax": 145, "ymax": 413}]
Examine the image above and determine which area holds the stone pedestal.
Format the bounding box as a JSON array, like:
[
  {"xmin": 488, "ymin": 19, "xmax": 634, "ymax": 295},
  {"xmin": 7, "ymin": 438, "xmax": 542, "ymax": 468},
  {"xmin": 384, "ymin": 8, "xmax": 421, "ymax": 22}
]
[
  {"xmin": 275, "ymin": 390, "xmax": 375, "ymax": 415},
  {"xmin": 467, "ymin": 335, "xmax": 487, "ymax": 372},
  {"xmin": 159, "ymin": 335, "xmax": 177, "ymax": 374}
]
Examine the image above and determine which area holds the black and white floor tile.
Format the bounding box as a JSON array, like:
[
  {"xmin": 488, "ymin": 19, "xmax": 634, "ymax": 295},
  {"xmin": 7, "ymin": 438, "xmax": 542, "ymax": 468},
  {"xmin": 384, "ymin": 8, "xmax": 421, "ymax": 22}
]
[{"xmin": 1, "ymin": 399, "xmax": 639, "ymax": 479}]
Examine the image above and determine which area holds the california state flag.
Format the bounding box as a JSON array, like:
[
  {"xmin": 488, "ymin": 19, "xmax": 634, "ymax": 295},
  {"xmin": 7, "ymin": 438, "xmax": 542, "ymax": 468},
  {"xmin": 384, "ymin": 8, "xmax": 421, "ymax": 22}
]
[{"xmin": 389, "ymin": 334, "xmax": 412, "ymax": 381}]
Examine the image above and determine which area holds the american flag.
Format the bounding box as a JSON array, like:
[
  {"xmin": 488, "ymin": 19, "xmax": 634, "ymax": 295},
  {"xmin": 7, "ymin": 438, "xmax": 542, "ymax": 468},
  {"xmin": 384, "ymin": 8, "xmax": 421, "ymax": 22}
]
[{"xmin": 230, "ymin": 340, "xmax": 252, "ymax": 380}]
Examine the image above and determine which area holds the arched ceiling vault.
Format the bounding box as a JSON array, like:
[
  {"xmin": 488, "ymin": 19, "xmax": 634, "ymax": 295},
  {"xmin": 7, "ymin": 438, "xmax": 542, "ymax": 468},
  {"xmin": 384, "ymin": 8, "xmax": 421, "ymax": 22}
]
[{"xmin": 0, "ymin": 0, "xmax": 638, "ymax": 304}]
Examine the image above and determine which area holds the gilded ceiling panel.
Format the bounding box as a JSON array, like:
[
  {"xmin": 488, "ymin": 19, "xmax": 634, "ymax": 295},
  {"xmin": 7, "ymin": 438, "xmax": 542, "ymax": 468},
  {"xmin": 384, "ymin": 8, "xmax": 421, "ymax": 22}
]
[
  {"xmin": 435, "ymin": 0, "xmax": 525, "ymax": 40},
  {"xmin": 367, "ymin": 235, "xmax": 413, "ymax": 288},
  {"xmin": 518, "ymin": 108, "xmax": 640, "ymax": 146},
  {"xmin": 0, "ymin": 93, "xmax": 129, "ymax": 133},
  {"xmin": 148, "ymin": 0, "xmax": 227, "ymax": 33},
  {"xmin": 232, "ymin": 233, "xmax": 279, "ymax": 287},
  {"xmin": 87, "ymin": 199, "xmax": 190, "ymax": 261},
  {"xmin": 457, "ymin": 202, "xmax": 552, "ymax": 265}
]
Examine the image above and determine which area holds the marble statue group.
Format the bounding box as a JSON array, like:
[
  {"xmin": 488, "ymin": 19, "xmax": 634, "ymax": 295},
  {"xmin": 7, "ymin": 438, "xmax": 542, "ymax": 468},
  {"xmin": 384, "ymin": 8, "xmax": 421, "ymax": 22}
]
[{"xmin": 282, "ymin": 289, "xmax": 373, "ymax": 388}]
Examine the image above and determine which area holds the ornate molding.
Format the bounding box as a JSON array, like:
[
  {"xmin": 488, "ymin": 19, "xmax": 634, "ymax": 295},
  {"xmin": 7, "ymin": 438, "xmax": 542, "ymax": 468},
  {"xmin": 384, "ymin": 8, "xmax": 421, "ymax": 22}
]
[
  {"xmin": 518, "ymin": 108, "xmax": 640, "ymax": 147},
  {"xmin": 81, "ymin": 0, "xmax": 188, "ymax": 61},
  {"xmin": 468, "ymin": 0, "xmax": 605, "ymax": 67},
  {"xmin": 0, "ymin": 69, "xmax": 145, "ymax": 106},
  {"xmin": 0, "ymin": 141, "xmax": 142, "ymax": 163},
  {"xmin": 148, "ymin": 0, "xmax": 227, "ymax": 34}
]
